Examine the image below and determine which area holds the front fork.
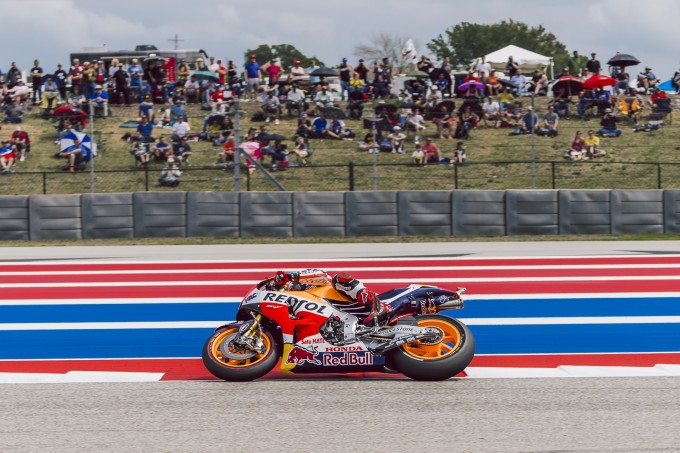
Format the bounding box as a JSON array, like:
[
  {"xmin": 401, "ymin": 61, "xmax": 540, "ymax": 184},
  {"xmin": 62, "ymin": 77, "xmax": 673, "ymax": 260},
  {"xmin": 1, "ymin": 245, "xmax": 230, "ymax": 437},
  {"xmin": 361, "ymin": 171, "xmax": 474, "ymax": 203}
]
[{"xmin": 234, "ymin": 312, "xmax": 264, "ymax": 353}]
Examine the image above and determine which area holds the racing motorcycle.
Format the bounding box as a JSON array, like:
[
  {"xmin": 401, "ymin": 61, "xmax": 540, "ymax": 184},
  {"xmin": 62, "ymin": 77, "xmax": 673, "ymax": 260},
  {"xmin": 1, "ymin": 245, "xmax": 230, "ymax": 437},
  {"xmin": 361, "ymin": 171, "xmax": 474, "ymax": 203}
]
[{"xmin": 202, "ymin": 272, "xmax": 475, "ymax": 381}]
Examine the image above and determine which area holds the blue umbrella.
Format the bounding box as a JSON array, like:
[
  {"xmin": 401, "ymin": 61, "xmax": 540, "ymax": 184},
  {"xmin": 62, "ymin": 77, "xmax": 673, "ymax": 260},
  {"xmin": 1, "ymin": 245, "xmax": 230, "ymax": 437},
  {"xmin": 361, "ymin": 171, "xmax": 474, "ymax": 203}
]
[{"xmin": 59, "ymin": 131, "xmax": 97, "ymax": 162}]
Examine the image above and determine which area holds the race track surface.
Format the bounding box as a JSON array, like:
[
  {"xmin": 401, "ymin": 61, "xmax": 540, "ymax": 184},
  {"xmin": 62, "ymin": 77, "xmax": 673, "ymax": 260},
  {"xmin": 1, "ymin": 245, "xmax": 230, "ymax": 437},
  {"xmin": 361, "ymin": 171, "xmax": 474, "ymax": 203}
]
[{"xmin": 2, "ymin": 241, "xmax": 680, "ymax": 451}]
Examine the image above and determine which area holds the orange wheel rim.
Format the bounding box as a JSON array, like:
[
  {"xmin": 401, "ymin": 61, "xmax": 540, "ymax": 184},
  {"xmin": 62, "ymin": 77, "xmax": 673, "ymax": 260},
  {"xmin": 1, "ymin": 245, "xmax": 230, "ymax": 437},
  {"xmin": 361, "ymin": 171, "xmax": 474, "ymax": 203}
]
[
  {"xmin": 401, "ymin": 318, "xmax": 462, "ymax": 361},
  {"xmin": 210, "ymin": 327, "xmax": 271, "ymax": 368}
]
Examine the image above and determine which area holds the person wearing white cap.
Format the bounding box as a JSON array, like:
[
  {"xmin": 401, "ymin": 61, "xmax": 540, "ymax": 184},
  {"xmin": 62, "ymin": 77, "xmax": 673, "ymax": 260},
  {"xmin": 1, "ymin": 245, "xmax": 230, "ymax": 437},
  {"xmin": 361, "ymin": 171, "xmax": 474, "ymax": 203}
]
[
  {"xmin": 157, "ymin": 156, "xmax": 182, "ymax": 187},
  {"xmin": 128, "ymin": 58, "xmax": 144, "ymax": 101},
  {"xmin": 598, "ymin": 108, "xmax": 621, "ymax": 137},
  {"xmin": 388, "ymin": 125, "xmax": 407, "ymax": 153}
]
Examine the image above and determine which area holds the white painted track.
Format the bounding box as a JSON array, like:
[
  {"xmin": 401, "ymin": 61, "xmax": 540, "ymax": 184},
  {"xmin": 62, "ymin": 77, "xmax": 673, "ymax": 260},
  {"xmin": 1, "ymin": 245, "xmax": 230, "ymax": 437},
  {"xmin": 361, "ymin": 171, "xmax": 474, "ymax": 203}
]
[{"xmin": 2, "ymin": 241, "xmax": 680, "ymax": 452}]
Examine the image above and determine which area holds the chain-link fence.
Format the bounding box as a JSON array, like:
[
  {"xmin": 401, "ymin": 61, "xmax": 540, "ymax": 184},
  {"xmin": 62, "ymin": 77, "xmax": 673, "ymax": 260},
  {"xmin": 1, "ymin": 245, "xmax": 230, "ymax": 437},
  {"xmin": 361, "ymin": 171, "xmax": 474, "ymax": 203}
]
[{"xmin": 4, "ymin": 160, "xmax": 680, "ymax": 195}]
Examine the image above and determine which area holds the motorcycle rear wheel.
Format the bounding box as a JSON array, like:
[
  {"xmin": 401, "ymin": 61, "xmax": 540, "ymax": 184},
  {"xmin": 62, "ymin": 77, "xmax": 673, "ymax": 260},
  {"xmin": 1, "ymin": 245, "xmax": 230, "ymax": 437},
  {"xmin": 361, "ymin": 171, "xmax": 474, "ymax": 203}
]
[
  {"xmin": 202, "ymin": 326, "xmax": 279, "ymax": 382},
  {"xmin": 386, "ymin": 314, "xmax": 475, "ymax": 381}
]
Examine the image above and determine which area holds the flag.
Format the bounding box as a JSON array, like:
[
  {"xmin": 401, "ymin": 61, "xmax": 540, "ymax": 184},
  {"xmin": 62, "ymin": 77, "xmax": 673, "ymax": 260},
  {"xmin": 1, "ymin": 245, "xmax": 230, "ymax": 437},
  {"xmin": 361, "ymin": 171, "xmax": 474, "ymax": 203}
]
[
  {"xmin": 402, "ymin": 38, "xmax": 417, "ymax": 63},
  {"xmin": 59, "ymin": 131, "xmax": 97, "ymax": 162}
]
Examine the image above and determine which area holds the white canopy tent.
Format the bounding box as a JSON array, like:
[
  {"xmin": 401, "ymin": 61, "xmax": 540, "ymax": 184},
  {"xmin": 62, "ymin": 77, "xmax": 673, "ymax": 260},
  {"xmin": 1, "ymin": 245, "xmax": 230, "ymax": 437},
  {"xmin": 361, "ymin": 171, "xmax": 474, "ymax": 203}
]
[{"xmin": 483, "ymin": 44, "xmax": 554, "ymax": 79}]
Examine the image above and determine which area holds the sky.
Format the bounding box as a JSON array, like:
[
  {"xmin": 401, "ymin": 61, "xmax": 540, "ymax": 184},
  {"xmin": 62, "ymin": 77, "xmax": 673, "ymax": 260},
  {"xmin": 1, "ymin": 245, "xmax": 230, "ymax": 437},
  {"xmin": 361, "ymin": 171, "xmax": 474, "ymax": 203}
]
[{"xmin": 3, "ymin": 0, "xmax": 679, "ymax": 82}]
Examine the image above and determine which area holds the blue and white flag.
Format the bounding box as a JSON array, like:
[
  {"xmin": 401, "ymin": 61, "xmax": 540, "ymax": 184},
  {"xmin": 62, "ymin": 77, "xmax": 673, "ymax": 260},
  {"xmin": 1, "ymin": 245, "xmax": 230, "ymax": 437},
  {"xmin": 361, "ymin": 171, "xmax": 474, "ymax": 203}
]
[{"xmin": 59, "ymin": 131, "xmax": 97, "ymax": 162}]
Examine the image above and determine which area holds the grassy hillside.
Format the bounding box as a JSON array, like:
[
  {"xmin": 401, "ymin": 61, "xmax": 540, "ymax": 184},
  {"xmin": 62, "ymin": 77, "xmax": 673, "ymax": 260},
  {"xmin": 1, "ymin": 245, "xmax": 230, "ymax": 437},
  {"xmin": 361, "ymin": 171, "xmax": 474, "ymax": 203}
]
[{"xmin": 5, "ymin": 93, "xmax": 679, "ymax": 194}]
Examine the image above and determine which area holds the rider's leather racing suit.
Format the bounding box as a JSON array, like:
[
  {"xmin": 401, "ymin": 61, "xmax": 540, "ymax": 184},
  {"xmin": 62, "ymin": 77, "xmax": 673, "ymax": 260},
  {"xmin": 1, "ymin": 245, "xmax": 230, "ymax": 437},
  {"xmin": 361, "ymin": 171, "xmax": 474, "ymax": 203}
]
[{"xmin": 267, "ymin": 269, "xmax": 391, "ymax": 326}]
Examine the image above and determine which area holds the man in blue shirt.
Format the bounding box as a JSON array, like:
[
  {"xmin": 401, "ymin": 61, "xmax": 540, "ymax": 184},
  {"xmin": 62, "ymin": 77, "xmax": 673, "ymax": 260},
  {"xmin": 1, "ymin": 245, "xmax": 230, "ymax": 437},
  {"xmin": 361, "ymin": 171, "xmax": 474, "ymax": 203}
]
[
  {"xmin": 90, "ymin": 85, "xmax": 109, "ymax": 117},
  {"xmin": 637, "ymin": 66, "xmax": 658, "ymax": 94},
  {"xmin": 128, "ymin": 58, "xmax": 144, "ymax": 101},
  {"xmin": 521, "ymin": 106, "xmax": 539, "ymax": 133},
  {"xmin": 311, "ymin": 113, "xmax": 328, "ymax": 138},
  {"xmin": 243, "ymin": 54, "xmax": 261, "ymax": 101}
]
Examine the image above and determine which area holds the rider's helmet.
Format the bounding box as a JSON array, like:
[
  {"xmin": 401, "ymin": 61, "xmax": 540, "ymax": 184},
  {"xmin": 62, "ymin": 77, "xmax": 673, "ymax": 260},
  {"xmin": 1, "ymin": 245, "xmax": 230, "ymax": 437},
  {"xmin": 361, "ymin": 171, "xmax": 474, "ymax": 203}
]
[{"xmin": 274, "ymin": 271, "xmax": 289, "ymax": 286}]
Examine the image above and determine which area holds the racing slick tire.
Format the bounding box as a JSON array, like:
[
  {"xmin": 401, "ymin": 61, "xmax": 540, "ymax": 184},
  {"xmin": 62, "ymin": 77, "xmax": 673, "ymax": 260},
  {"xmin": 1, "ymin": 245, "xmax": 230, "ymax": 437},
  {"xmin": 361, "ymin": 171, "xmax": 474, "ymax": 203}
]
[
  {"xmin": 202, "ymin": 325, "xmax": 280, "ymax": 382},
  {"xmin": 386, "ymin": 314, "xmax": 475, "ymax": 381}
]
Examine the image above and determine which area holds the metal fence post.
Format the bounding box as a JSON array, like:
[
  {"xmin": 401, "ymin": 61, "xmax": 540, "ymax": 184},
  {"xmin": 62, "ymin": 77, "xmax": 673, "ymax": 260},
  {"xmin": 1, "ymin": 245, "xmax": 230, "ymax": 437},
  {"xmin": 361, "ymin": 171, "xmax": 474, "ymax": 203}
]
[
  {"xmin": 657, "ymin": 163, "xmax": 662, "ymax": 189},
  {"xmin": 42, "ymin": 172, "xmax": 47, "ymax": 194},
  {"xmin": 144, "ymin": 166, "xmax": 149, "ymax": 191},
  {"xmin": 551, "ymin": 162, "xmax": 556, "ymax": 189},
  {"xmin": 454, "ymin": 163, "xmax": 459, "ymax": 189},
  {"xmin": 349, "ymin": 162, "xmax": 354, "ymax": 191}
]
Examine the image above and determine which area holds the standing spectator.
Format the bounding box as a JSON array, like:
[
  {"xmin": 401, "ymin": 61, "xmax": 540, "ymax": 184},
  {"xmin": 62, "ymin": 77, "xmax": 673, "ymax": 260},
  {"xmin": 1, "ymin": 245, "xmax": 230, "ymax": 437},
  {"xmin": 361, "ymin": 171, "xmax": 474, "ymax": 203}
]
[
  {"xmin": 568, "ymin": 50, "xmax": 586, "ymax": 77},
  {"xmin": 586, "ymin": 53, "xmax": 601, "ymax": 76},
  {"xmin": 354, "ymin": 59, "xmax": 369, "ymax": 82},
  {"xmin": 475, "ymin": 56, "xmax": 491, "ymax": 83},
  {"xmin": 307, "ymin": 59, "xmax": 321, "ymax": 90},
  {"xmin": 148, "ymin": 60, "xmax": 167, "ymax": 103},
  {"xmin": 505, "ymin": 56, "xmax": 519, "ymax": 78},
  {"xmin": 417, "ymin": 55, "xmax": 435, "ymax": 75},
  {"xmin": 262, "ymin": 59, "xmax": 283, "ymax": 86},
  {"xmin": 6, "ymin": 62, "xmax": 21, "ymax": 88},
  {"xmin": 54, "ymin": 63, "xmax": 68, "ymax": 99},
  {"xmin": 243, "ymin": 54, "xmax": 261, "ymax": 101},
  {"xmin": 215, "ymin": 59, "xmax": 227, "ymax": 85},
  {"xmin": 288, "ymin": 60, "xmax": 306, "ymax": 84},
  {"xmin": 68, "ymin": 58, "xmax": 83, "ymax": 94},
  {"xmin": 128, "ymin": 58, "xmax": 144, "ymax": 101},
  {"xmin": 30, "ymin": 59, "xmax": 43, "ymax": 105},
  {"xmin": 112, "ymin": 62, "xmax": 131, "ymax": 105},
  {"xmin": 0, "ymin": 140, "xmax": 16, "ymax": 173},
  {"xmin": 81, "ymin": 61, "xmax": 96, "ymax": 101},
  {"xmin": 177, "ymin": 59, "xmax": 190, "ymax": 87},
  {"xmin": 339, "ymin": 58, "xmax": 353, "ymax": 101},
  {"xmin": 207, "ymin": 56, "xmax": 219, "ymax": 73}
]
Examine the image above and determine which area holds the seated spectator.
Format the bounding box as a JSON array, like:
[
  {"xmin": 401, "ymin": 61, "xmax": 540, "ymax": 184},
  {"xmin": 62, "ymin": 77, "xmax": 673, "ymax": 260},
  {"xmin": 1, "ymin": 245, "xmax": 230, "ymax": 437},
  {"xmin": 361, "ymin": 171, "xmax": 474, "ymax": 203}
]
[
  {"xmin": 510, "ymin": 69, "xmax": 528, "ymax": 96},
  {"xmin": 497, "ymin": 87, "xmax": 514, "ymax": 114},
  {"xmin": 432, "ymin": 104, "xmax": 456, "ymax": 139},
  {"xmin": 285, "ymin": 84, "xmax": 307, "ymax": 117},
  {"xmin": 614, "ymin": 70, "xmax": 630, "ymax": 95},
  {"xmin": 218, "ymin": 135, "xmax": 236, "ymax": 165},
  {"xmin": 172, "ymin": 136, "xmax": 192, "ymax": 165},
  {"xmin": 327, "ymin": 118, "xmax": 354, "ymax": 140},
  {"xmin": 58, "ymin": 137, "xmax": 83, "ymax": 172},
  {"xmin": 425, "ymin": 85, "xmax": 442, "ymax": 108},
  {"xmin": 598, "ymin": 108, "xmax": 621, "ymax": 137},
  {"xmin": 138, "ymin": 95, "xmax": 155, "ymax": 122},
  {"xmin": 184, "ymin": 76, "xmax": 201, "ymax": 103},
  {"xmin": 261, "ymin": 90, "xmax": 281, "ymax": 124},
  {"xmin": 8, "ymin": 80, "xmax": 30, "ymax": 106},
  {"xmin": 169, "ymin": 88, "xmax": 187, "ymax": 121},
  {"xmin": 314, "ymin": 85, "xmax": 335, "ymax": 111},
  {"xmin": 486, "ymin": 72, "xmax": 503, "ymax": 96},
  {"xmin": 90, "ymin": 85, "xmax": 109, "ymax": 117},
  {"xmin": 411, "ymin": 143, "xmax": 425, "ymax": 165},
  {"xmin": 564, "ymin": 130, "xmax": 586, "ymax": 160},
  {"xmin": 648, "ymin": 87, "xmax": 669, "ymax": 109},
  {"xmin": 481, "ymin": 96, "xmax": 501, "ymax": 128},
  {"xmin": 371, "ymin": 74, "xmax": 390, "ymax": 99},
  {"xmin": 503, "ymin": 100, "xmax": 523, "ymax": 125},
  {"xmin": 452, "ymin": 141, "xmax": 467, "ymax": 166},
  {"xmin": 11, "ymin": 126, "xmax": 30, "ymax": 162},
  {"xmin": 0, "ymin": 140, "xmax": 16, "ymax": 173},
  {"xmin": 388, "ymin": 125, "xmax": 407, "ymax": 153},
  {"xmin": 593, "ymin": 88, "xmax": 612, "ymax": 116},
  {"xmin": 520, "ymin": 106, "xmax": 539, "ymax": 133},
  {"xmin": 295, "ymin": 113, "xmax": 312, "ymax": 139},
  {"xmin": 357, "ymin": 131, "xmax": 381, "ymax": 153},
  {"xmin": 156, "ymin": 156, "xmax": 181, "ymax": 187},
  {"xmin": 291, "ymin": 135, "xmax": 310, "ymax": 165},
  {"xmin": 209, "ymin": 85, "xmax": 229, "ymax": 114},
  {"xmin": 617, "ymin": 94, "xmax": 642, "ymax": 123},
  {"xmin": 528, "ymin": 69, "xmax": 549, "ymax": 96},
  {"xmin": 584, "ymin": 129, "xmax": 606, "ymax": 158},
  {"xmin": 541, "ymin": 105, "xmax": 559, "ymax": 136},
  {"xmin": 171, "ymin": 116, "xmax": 191, "ymax": 143},
  {"xmin": 422, "ymin": 138, "xmax": 444, "ymax": 164},
  {"xmin": 457, "ymin": 105, "xmax": 478, "ymax": 138},
  {"xmin": 310, "ymin": 113, "xmax": 329, "ymax": 138},
  {"xmin": 153, "ymin": 136, "xmax": 171, "ymax": 162},
  {"xmin": 434, "ymin": 72, "xmax": 451, "ymax": 97},
  {"xmin": 41, "ymin": 76, "xmax": 61, "ymax": 113},
  {"xmin": 261, "ymin": 140, "xmax": 289, "ymax": 168},
  {"xmin": 131, "ymin": 141, "xmax": 152, "ymax": 166},
  {"xmin": 68, "ymin": 85, "xmax": 86, "ymax": 110},
  {"xmin": 637, "ymin": 66, "xmax": 658, "ymax": 94},
  {"xmin": 136, "ymin": 116, "xmax": 155, "ymax": 143},
  {"xmin": 405, "ymin": 108, "xmax": 426, "ymax": 143},
  {"xmin": 577, "ymin": 88, "xmax": 597, "ymax": 119}
]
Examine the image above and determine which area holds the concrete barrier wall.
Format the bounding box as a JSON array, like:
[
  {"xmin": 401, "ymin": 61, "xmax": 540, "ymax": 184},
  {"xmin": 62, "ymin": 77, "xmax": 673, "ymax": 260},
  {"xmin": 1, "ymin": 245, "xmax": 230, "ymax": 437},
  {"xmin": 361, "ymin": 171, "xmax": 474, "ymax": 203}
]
[{"xmin": 4, "ymin": 190, "xmax": 680, "ymax": 240}]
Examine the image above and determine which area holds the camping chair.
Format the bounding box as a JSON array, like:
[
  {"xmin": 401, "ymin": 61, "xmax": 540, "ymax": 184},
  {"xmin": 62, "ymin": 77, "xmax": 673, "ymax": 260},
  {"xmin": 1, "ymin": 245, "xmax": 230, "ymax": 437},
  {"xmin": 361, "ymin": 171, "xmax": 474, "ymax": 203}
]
[
  {"xmin": 651, "ymin": 98, "xmax": 673, "ymax": 124},
  {"xmin": 616, "ymin": 97, "xmax": 642, "ymax": 125}
]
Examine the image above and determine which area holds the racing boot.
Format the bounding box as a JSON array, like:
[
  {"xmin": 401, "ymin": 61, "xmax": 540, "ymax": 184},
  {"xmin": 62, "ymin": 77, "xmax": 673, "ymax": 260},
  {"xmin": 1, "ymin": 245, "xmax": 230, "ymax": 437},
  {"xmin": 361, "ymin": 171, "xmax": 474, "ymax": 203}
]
[{"xmin": 358, "ymin": 289, "xmax": 391, "ymax": 327}]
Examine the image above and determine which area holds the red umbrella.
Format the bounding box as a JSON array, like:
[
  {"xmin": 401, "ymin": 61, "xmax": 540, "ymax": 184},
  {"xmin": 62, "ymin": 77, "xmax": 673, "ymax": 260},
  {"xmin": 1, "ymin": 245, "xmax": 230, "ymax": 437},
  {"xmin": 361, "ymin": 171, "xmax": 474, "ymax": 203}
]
[
  {"xmin": 552, "ymin": 76, "xmax": 583, "ymax": 95},
  {"xmin": 583, "ymin": 75, "xmax": 616, "ymax": 89}
]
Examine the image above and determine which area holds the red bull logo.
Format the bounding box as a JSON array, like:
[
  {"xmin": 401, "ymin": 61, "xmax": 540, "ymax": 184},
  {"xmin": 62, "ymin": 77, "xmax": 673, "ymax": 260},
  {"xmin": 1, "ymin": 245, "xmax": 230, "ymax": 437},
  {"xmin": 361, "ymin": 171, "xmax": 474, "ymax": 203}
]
[{"xmin": 286, "ymin": 345, "xmax": 322, "ymax": 365}]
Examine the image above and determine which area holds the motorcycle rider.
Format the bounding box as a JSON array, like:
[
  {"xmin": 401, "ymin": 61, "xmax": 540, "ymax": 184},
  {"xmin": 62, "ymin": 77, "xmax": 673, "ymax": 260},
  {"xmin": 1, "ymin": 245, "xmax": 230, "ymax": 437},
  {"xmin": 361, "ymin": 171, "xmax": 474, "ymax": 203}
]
[{"xmin": 267, "ymin": 269, "xmax": 391, "ymax": 326}]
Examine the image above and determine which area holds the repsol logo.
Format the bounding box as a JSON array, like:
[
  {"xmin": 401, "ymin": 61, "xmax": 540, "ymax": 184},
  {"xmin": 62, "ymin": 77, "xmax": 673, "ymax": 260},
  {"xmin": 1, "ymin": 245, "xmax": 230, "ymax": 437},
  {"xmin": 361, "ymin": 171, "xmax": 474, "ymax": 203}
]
[{"xmin": 262, "ymin": 292, "xmax": 327, "ymax": 315}]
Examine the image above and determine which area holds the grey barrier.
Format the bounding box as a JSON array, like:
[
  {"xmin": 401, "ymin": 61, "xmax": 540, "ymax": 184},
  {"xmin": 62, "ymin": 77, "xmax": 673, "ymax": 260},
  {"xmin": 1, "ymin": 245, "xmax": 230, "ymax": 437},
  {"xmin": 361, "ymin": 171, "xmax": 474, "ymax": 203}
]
[{"xmin": 9, "ymin": 189, "xmax": 680, "ymax": 241}]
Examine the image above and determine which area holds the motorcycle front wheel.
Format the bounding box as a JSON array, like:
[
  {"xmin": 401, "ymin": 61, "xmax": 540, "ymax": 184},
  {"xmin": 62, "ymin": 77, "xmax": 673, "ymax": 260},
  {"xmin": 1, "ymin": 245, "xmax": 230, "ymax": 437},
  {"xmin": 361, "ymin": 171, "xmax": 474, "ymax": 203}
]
[
  {"xmin": 202, "ymin": 325, "xmax": 279, "ymax": 382},
  {"xmin": 386, "ymin": 314, "xmax": 475, "ymax": 381}
]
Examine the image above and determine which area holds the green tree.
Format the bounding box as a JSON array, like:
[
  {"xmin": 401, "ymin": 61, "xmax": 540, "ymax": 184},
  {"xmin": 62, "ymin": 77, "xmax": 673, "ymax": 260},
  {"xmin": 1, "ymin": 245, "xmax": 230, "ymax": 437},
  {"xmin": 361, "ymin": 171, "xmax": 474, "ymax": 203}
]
[
  {"xmin": 428, "ymin": 20, "xmax": 569, "ymax": 75},
  {"xmin": 243, "ymin": 44, "xmax": 325, "ymax": 70}
]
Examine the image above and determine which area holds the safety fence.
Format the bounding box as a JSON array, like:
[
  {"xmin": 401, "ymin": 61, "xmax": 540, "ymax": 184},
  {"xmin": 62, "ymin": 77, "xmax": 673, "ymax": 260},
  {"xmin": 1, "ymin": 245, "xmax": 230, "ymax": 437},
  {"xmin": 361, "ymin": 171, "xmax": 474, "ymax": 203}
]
[
  {"xmin": 4, "ymin": 160, "xmax": 680, "ymax": 195},
  {"xmin": 2, "ymin": 189, "xmax": 680, "ymax": 241}
]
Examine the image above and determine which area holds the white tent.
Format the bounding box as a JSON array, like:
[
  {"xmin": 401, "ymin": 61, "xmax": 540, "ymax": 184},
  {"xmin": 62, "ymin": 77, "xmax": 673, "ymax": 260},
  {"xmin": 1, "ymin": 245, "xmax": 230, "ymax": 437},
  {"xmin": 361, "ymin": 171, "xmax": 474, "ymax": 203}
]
[{"xmin": 483, "ymin": 44, "xmax": 554, "ymax": 78}]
